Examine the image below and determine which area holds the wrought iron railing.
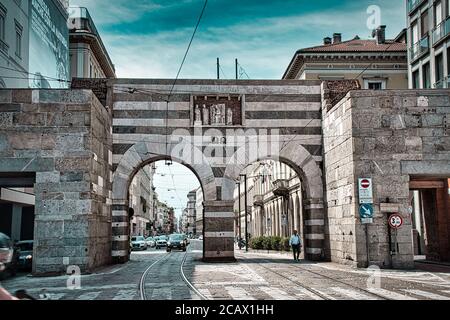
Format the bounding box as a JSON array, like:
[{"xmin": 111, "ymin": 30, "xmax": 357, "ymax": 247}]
[
  {"xmin": 432, "ymin": 16, "xmax": 450, "ymax": 45},
  {"xmin": 408, "ymin": 0, "xmax": 426, "ymax": 13},
  {"xmin": 409, "ymin": 35, "xmax": 429, "ymax": 61}
]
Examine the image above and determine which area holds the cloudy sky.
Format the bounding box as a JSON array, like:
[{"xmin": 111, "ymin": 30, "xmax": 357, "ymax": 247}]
[
  {"xmin": 70, "ymin": 0, "xmax": 407, "ymax": 79},
  {"xmin": 69, "ymin": 0, "xmax": 407, "ymax": 219}
]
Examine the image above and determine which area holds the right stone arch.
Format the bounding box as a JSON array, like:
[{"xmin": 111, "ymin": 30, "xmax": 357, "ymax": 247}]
[{"xmin": 222, "ymin": 140, "xmax": 325, "ymax": 261}]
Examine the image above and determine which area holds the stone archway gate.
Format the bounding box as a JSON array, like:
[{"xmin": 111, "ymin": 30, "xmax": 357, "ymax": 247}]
[
  {"xmin": 0, "ymin": 79, "xmax": 326, "ymax": 274},
  {"xmin": 108, "ymin": 79, "xmax": 325, "ymax": 264}
]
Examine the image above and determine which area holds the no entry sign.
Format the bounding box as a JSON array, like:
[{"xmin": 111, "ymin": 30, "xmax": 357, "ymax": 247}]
[
  {"xmin": 389, "ymin": 214, "xmax": 403, "ymax": 229},
  {"xmin": 358, "ymin": 178, "xmax": 373, "ymax": 204}
]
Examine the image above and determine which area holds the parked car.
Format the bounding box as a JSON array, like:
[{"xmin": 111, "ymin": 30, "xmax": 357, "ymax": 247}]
[
  {"xmin": 198, "ymin": 235, "xmax": 204, "ymax": 241},
  {"xmin": 167, "ymin": 234, "xmax": 187, "ymax": 252},
  {"xmin": 0, "ymin": 233, "xmax": 18, "ymax": 279},
  {"xmin": 16, "ymin": 241, "xmax": 33, "ymax": 271},
  {"xmin": 131, "ymin": 236, "xmax": 148, "ymax": 251},
  {"xmin": 155, "ymin": 235, "xmax": 168, "ymax": 249},
  {"xmin": 145, "ymin": 237, "xmax": 156, "ymax": 248}
]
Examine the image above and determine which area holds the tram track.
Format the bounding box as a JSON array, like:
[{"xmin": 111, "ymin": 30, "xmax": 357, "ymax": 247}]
[
  {"xmin": 139, "ymin": 248, "xmax": 208, "ymax": 300},
  {"xmin": 237, "ymin": 253, "xmax": 391, "ymax": 300}
]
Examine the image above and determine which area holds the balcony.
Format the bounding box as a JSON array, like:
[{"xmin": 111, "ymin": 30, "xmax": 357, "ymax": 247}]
[
  {"xmin": 272, "ymin": 179, "xmax": 289, "ymax": 197},
  {"xmin": 409, "ymin": 35, "xmax": 429, "ymax": 62},
  {"xmin": 434, "ymin": 76, "xmax": 449, "ymax": 89},
  {"xmin": 408, "ymin": 0, "xmax": 426, "ymax": 13},
  {"xmin": 253, "ymin": 194, "xmax": 264, "ymax": 207},
  {"xmin": 432, "ymin": 16, "xmax": 450, "ymax": 45}
]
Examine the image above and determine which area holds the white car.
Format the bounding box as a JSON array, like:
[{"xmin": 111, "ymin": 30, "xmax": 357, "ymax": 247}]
[
  {"xmin": 155, "ymin": 236, "xmax": 168, "ymax": 249},
  {"xmin": 198, "ymin": 235, "xmax": 203, "ymax": 241},
  {"xmin": 131, "ymin": 236, "xmax": 148, "ymax": 251},
  {"xmin": 146, "ymin": 237, "xmax": 156, "ymax": 248}
]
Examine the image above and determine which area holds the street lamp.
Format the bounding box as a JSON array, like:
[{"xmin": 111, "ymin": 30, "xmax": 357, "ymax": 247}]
[{"xmin": 239, "ymin": 174, "xmax": 249, "ymax": 252}]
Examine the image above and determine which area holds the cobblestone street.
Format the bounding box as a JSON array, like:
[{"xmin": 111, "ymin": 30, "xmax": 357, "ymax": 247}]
[{"xmin": 2, "ymin": 240, "xmax": 450, "ymax": 301}]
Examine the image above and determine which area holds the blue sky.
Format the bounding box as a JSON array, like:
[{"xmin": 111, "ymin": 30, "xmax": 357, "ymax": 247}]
[{"xmin": 70, "ymin": 0, "xmax": 407, "ymax": 79}]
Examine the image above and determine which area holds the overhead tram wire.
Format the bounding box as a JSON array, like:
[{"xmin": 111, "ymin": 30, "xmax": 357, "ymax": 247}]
[
  {"xmin": 164, "ymin": 0, "xmax": 209, "ymax": 162},
  {"xmin": 0, "ymin": 65, "xmax": 72, "ymax": 84},
  {"xmin": 352, "ymin": 36, "xmax": 399, "ymax": 81}
]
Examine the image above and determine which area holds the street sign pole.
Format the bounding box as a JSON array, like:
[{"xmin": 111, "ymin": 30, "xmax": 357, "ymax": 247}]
[{"xmin": 365, "ymin": 224, "xmax": 370, "ymax": 267}]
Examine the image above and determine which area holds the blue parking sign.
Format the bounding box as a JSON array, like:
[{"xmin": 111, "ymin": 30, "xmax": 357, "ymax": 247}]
[{"xmin": 359, "ymin": 204, "xmax": 374, "ymax": 224}]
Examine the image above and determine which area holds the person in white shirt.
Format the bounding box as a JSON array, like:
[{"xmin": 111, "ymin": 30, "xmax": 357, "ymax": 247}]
[{"xmin": 289, "ymin": 230, "xmax": 302, "ymax": 261}]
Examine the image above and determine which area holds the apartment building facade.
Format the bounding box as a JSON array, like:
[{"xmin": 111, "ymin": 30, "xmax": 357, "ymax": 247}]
[
  {"xmin": 407, "ymin": 0, "xmax": 450, "ymax": 88},
  {"xmin": 129, "ymin": 166, "xmax": 155, "ymax": 237},
  {"xmin": 68, "ymin": 6, "xmax": 115, "ymax": 79},
  {"xmin": 283, "ymin": 26, "xmax": 408, "ymax": 90}
]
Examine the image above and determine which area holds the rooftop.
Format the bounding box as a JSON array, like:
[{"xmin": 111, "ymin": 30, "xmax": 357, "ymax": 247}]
[{"xmin": 298, "ymin": 37, "xmax": 406, "ymax": 54}]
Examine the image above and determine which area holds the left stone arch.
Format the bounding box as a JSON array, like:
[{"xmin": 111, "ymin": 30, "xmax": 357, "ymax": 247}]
[{"xmin": 111, "ymin": 139, "xmax": 219, "ymax": 262}]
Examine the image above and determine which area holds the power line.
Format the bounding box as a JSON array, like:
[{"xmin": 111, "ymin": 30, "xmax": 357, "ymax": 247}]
[
  {"xmin": 0, "ymin": 66, "xmax": 71, "ymax": 83},
  {"xmin": 167, "ymin": 0, "xmax": 208, "ymax": 101},
  {"xmin": 352, "ymin": 40, "xmax": 398, "ymax": 81},
  {"xmin": 219, "ymin": 64, "xmax": 228, "ymax": 79},
  {"xmin": 164, "ymin": 0, "xmax": 208, "ymax": 159},
  {"xmin": 237, "ymin": 62, "xmax": 251, "ymax": 79}
]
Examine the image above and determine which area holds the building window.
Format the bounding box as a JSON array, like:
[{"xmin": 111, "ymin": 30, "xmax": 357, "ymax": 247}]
[
  {"xmin": 0, "ymin": 5, "xmax": 6, "ymax": 42},
  {"xmin": 15, "ymin": 21, "xmax": 23, "ymax": 58},
  {"xmin": 435, "ymin": 53, "xmax": 444, "ymax": 87},
  {"xmin": 364, "ymin": 79, "xmax": 386, "ymax": 90},
  {"xmin": 447, "ymin": 47, "xmax": 450, "ymax": 79},
  {"xmin": 412, "ymin": 70, "xmax": 420, "ymax": 89},
  {"xmin": 420, "ymin": 10, "xmax": 429, "ymax": 37},
  {"xmin": 412, "ymin": 21, "xmax": 419, "ymax": 45},
  {"xmin": 435, "ymin": 1, "xmax": 443, "ymax": 26},
  {"xmin": 422, "ymin": 63, "xmax": 431, "ymax": 88}
]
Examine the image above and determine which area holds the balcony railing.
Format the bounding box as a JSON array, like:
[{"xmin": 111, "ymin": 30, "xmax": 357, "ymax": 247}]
[
  {"xmin": 408, "ymin": 0, "xmax": 426, "ymax": 13},
  {"xmin": 434, "ymin": 76, "xmax": 449, "ymax": 89},
  {"xmin": 272, "ymin": 179, "xmax": 289, "ymax": 197},
  {"xmin": 432, "ymin": 16, "xmax": 450, "ymax": 45},
  {"xmin": 253, "ymin": 194, "xmax": 264, "ymax": 207},
  {"xmin": 409, "ymin": 35, "xmax": 429, "ymax": 61},
  {"xmin": 0, "ymin": 39, "xmax": 9, "ymax": 55}
]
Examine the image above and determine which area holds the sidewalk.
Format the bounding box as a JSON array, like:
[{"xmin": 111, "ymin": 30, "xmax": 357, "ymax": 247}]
[{"xmin": 234, "ymin": 245, "xmax": 304, "ymax": 260}]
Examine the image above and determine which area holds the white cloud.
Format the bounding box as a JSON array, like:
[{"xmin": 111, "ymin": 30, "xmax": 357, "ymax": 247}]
[{"xmin": 75, "ymin": 0, "xmax": 407, "ymax": 79}]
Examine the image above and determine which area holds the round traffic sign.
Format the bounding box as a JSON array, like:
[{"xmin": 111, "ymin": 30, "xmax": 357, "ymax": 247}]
[
  {"xmin": 389, "ymin": 214, "xmax": 403, "ymax": 229},
  {"xmin": 361, "ymin": 179, "xmax": 371, "ymax": 188}
]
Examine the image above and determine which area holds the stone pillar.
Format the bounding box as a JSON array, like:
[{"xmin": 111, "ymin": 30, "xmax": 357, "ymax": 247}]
[
  {"xmin": 203, "ymin": 200, "xmax": 236, "ymax": 262},
  {"xmin": 111, "ymin": 200, "xmax": 130, "ymax": 264},
  {"xmin": 11, "ymin": 204, "xmax": 22, "ymax": 242},
  {"xmin": 304, "ymin": 198, "xmax": 325, "ymax": 261}
]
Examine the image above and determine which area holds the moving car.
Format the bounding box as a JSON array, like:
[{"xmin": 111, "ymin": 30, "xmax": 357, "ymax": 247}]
[
  {"xmin": 145, "ymin": 237, "xmax": 156, "ymax": 248},
  {"xmin": 0, "ymin": 233, "xmax": 18, "ymax": 279},
  {"xmin": 167, "ymin": 234, "xmax": 187, "ymax": 252},
  {"xmin": 131, "ymin": 236, "xmax": 148, "ymax": 251},
  {"xmin": 16, "ymin": 240, "xmax": 33, "ymax": 271},
  {"xmin": 155, "ymin": 235, "xmax": 168, "ymax": 249}
]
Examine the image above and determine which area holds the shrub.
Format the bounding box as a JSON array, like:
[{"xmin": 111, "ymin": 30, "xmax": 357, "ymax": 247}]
[
  {"xmin": 262, "ymin": 236, "xmax": 272, "ymax": 250},
  {"xmin": 270, "ymin": 236, "xmax": 282, "ymax": 251},
  {"xmin": 249, "ymin": 236, "xmax": 263, "ymax": 250},
  {"xmin": 281, "ymin": 237, "xmax": 291, "ymax": 251}
]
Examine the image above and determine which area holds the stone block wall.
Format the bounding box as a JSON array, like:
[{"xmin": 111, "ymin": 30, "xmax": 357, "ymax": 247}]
[
  {"xmin": 322, "ymin": 88, "xmax": 450, "ymax": 269},
  {"xmin": 0, "ymin": 89, "xmax": 113, "ymax": 275}
]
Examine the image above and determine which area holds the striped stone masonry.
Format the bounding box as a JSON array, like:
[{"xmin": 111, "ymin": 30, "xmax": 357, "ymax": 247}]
[{"xmin": 203, "ymin": 200, "xmax": 236, "ymax": 262}]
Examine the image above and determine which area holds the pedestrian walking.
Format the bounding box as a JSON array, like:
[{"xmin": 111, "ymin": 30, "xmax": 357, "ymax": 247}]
[{"xmin": 289, "ymin": 230, "xmax": 302, "ymax": 261}]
